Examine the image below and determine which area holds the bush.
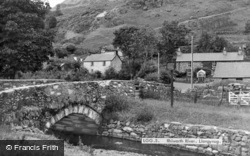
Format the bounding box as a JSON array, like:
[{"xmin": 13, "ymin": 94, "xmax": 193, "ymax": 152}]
[
  {"xmin": 104, "ymin": 67, "xmax": 118, "ymax": 80},
  {"xmin": 140, "ymin": 89, "xmax": 161, "ymax": 100},
  {"xmin": 90, "ymin": 70, "xmax": 102, "ymax": 79},
  {"xmin": 144, "ymin": 72, "xmax": 159, "ymax": 82},
  {"xmin": 66, "ymin": 44, "xmax": 76, "ymax": 54},
  {"xmin": 245, "ymin": 21, "xmax": 250, "ymax": 34},
  {"xmin": 137, "ymin": 60, "xmax": 157, "ymax": 78},
  {"xmin": 55, "ymin": 48, "xmax": 68, "ymax": 58},
  {"xmin": 104, "ymin": 95, "xmax": 130, "ymax": 113},
  {"xmin": 135, "ymin": 107, "xmax": 154, "ymax": 123},
  {"xmin": 160, "ymin": 70, "xmax": 171, "ymax": 84}
]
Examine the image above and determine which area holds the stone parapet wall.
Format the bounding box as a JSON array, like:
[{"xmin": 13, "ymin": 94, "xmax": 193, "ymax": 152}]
[
  {"xmin": 0, "ymin": 79, "xmax": 65, "ymax": 91},
  {"xmin": 0, "ymin": 80, "xmax": 170, "ymax": 130},
  {"xmin": 100, "ymin": 120, "xmax": 250, "ymax": 156}
]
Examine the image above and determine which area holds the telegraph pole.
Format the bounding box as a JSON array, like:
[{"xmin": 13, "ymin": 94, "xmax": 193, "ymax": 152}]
[
  {"xmin": 191, "ymin": 35, "xmax": 194, "ymax": 89},
  {"xmin": 158, "ymin": 52, "xmax": 160, "ymax": 80}
]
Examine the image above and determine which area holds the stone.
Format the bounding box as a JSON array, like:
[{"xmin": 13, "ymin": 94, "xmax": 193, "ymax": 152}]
[
  {"xmin": 123, "ymin": 127, "xmax": 133, "ymax": 132},
  {"xmin": 235, "ymin": 136, "xmax": 242, "ymax": 142},
  {"xmin": 130, "ymin": 132, "xmax": 138, "ymax": 138},
  {"xmin": 212, "ymin": 150, "xmax": 218, "ymax": 154},
  {"xmin": 14, "ymin": 126, "xmax": 23, "ymax": 131},
  {"xmin": 126, "ymin": 121, "xmax": 130, "ymax": 126},
  {"xmin": 186, "ymin": 146, "xmax": 198, "ymax": 150},
  {"xmin": 164, "ymin": 123, "xmax": 170, "ymax": 129},
  {"xmin": 108, "ymin": 124, "xmax": 116, "ymax": 129},
  {"xmin": 242, "ymin": 136, "xmax": 248, "ymax": 141},
  {"xmin": 102, "ymin": 131, "xmax": 109, "ymax": 136},
  {"xmin": 53, "ymin": 85, "xmax": 59, "ymax": 89},
  {"xmin": 206, "ymin": 147, "xmax": 212, "ymax": 153},
  {"xmin": 242, "ymin": 147, "xmax": 248, "ymax": 152},
  {"xmin": 235, "ymin": 147, "xmax": 241, "ymax": 155},
  {"xmin": 197, "ymin": 131, "xmax": 204, "ymax": 136},
  {"xmin": 113, "ymin": 129, "xmax": 122, "ymax": 134}
]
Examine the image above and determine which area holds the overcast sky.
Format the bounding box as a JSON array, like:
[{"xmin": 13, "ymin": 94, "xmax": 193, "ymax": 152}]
[{"xmin": 48, "ymin": 0, "xmax": 64, "ymax": 7}]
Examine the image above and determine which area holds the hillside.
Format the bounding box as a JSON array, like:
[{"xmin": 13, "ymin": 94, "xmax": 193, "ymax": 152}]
[{"xmin": 54, "ymin": 0, "xmax": 250, "ymax": 51}]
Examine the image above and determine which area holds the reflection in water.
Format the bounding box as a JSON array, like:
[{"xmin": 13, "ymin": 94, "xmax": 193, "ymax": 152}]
[
  {"xmin": 51, "ymin": 113, "xmax": 208, "ymax": 156},
  {"xmin": 52, "ymin": 131, "xmax": 208, "ymax": 156}
]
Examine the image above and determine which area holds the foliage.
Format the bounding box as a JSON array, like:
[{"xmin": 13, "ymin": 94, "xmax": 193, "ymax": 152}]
[
  {"xmin": 136, "ymin": 60, "xmax": 157, "ymax": 78},
  {"xmin": 140, "ymin": 89, "xmax": 161, "ymax": 100},
  {"xmin": 104, "ymin": 67, "xmax": 118, "ymax": 80},
  {"xmin": 160, "ymin": 70, "xmax": 171, "ymax": 84},
  {"xmin": 45, "ymin": 15, "xmax": 57, "ymax": 29},
  {"xmin": 158, "ymin": 21, "xmax": 190, "ymax": 64},
  {"xmin": 245, "ymin": 21, "xmax": 250, "ymax": 34},
  {"xmin": 104, "ymin": 95, "xmax": 130, "ymax": 113},
  {"xmin": 66, "ymin": 44, "xmax": 76, "ymax": 54},
  {"xmin": 113, "ymin": 26, "xmax": 158, "ymax": 78},
  {"xmin": 0, "ymin": 0, "xmax": 54, "ymax": 78},
  {"xmin": 54, "ymin": 48, "xmax": 69, "ymax": 58},
  {"xmin": 90, "ymin": 70, "xmax": 102, "ymax": 79},
  {"xmin": 196, "ymin": 32, "xmax": 237, "ymax": 52},
  {"xmin": 135, "ymin": 107, "xmax": 154, "ymax": 123},
  {"xmin": 144, "ymin": 72, "xmax": 159, "ymax": 82}
]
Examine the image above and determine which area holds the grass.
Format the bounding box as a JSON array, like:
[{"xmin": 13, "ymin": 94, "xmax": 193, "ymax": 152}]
[{"xmin": 144, "ymin": 99, "xmax": 250, "ymax": 131}]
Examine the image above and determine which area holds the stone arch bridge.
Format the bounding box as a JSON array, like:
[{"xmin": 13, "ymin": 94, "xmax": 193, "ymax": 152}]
[{"xmin": 0, "ymin": 80, "xmax": 169, "ymax": 134}]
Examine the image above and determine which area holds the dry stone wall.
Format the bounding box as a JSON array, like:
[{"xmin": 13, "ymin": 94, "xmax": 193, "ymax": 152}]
[{"xmin": 101, "ymin": 120, "xmax": 250, "ymax": 156}]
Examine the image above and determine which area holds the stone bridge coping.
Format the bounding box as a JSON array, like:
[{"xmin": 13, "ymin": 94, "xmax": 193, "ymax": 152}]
[
  {"xmin": 0, "ymin": 79, "xmax": 64, "ymax": 81},
  {"xmin": 0, "ymin": 80, "xmax": 169, "ymax": 95}
]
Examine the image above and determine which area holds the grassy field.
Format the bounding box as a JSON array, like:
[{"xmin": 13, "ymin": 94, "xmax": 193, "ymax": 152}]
[{"xmin": 144, "ymin": 99, "xmax": 250, "ymax": 131}]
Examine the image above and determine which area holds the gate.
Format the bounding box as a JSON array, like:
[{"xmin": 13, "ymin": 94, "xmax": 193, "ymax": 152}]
[{"xmin": 229, "ymin": 90, "xmax": 250, "ymax": 105}]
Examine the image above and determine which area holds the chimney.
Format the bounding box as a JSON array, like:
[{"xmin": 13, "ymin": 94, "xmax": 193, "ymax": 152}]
[
  {"xmin": 223, "ymin": 47, "xmax": 227, "ymax": 55},
  {"xmin": 176, "ymin": 47, "xmax": 182, "ymax": 56},
  {"xmin": 238, "ymin": 47, "xmax": 243, "ymax": 55}
]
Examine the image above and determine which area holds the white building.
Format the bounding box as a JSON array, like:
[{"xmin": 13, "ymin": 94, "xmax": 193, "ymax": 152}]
[{"xmin": 83, "ymin": 51, "xmax": 122, "ymax": 74}]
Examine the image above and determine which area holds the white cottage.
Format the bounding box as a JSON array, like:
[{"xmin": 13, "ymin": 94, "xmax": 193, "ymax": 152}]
[{"xmin": 83, "ymin": 51, "xmax": 122, "ymax": 74}]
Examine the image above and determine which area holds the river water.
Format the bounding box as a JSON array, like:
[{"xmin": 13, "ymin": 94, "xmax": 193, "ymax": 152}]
[{"xmin": 52, "ymin": 130, "xmax": 208, "ymax": 156}]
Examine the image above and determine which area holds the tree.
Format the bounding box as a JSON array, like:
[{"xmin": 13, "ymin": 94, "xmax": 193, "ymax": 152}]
[
  {"xmin": 45, "ymin": 15, "xmax": 57, "ymax": 29},
  {"xmin": 113, "ymin": 26, "xmax": 158, "ymax": 78},
  {"xmin": 158, "ymin": 21, "xmax": 190, "ymax": 64},
  {"xmin": 196, "ymin": 32, "xmax": 237, "ymax": 52},
  {"xmin": 0, "ymin": 0, "xmax": 54, "ymax": 78}
]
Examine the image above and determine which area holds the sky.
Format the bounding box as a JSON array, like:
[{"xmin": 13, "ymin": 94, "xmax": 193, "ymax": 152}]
[{"xmin": 48, "ymin": 0, "xmax": 65, "ymax": 7}]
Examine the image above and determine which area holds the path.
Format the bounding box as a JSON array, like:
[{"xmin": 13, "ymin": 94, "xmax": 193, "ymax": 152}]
[{"xmin": 154, "ymin": 6, "xmax": 249, "ymax": 31}]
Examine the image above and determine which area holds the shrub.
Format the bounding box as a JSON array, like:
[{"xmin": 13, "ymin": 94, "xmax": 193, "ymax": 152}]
[
  {"xmin": 104, "ymin": 95, "xmax": 130, "ymax": 113},
  {"xmin": 104, "ymin": 67, "xmax": 118, "ymax": 79},
  {"xmin": 135, "ymin": 107, "xmax": 154, "ymax": 123},
  {"xmin": 140, "ymin": 89, "xmax": 161, "ymax": 100},
  {"xmin": 245, "ymin": 21, "xmax": 250, "ymax": 34},
  {"xmin": 55, "ymin": 48, "xmax": 68, "ymax": 58},
  {"xmin": 137, "ymin": 60, "xmax": 157, "ymax": 78},
  {"xmin": 160, "ymin": 70, "xmax": 171, "ymax": 84},
  {"xmin": 66, "ymin": 44, "xmax": 76, "ymax": 54},
  {"xmin": 144, "ymin": 72, "xmax": 159, "ymax": 82}
]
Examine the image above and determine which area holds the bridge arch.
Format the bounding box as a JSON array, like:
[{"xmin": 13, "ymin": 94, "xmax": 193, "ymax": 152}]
[{"xmin": 45, "ymin": 105, "xmax": 102, "ymax": 131}]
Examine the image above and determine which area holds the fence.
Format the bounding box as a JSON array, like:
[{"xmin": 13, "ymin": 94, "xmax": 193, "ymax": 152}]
[{"xmin": 229, "ymin": 90, "xmax": 250, "ymax": 105}]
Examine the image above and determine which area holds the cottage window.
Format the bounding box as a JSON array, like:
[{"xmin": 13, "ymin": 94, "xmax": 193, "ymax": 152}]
[
  {"xmin": 103, "ymin": 61, "xmax": 106, "ymax": 66},
  {"xmin": 91, "ymin": 62, "xmax": 94, "ymax": 66}
]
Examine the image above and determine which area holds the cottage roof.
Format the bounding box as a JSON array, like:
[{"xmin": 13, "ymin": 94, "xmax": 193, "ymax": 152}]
[
  {"xmin": 176, "ymin": 52, "xmax": 244, "ymax": 62},
  {"xmin": 213, "ymin": 62, "xmax": 250, "ymax": 79},
  {"xmin": 84, "ymin": 52, "xmax": 118, "ymax": 62}
]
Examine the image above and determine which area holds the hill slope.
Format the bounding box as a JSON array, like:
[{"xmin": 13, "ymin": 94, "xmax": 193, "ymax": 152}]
[{"xmin": 54, "ymin": 0, "xmax": 250, "ymax": 50}]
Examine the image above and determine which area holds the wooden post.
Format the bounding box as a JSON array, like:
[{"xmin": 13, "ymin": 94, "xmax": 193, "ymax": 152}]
[{"xmin": 171, "ymin": 69, "xmax": 174, "ymax": 108}]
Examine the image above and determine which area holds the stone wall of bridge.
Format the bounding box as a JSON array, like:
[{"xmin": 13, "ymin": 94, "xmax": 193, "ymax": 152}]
[{"xmin": 0, "ymin": 80, "xmax": 170, "ymax": 131}]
